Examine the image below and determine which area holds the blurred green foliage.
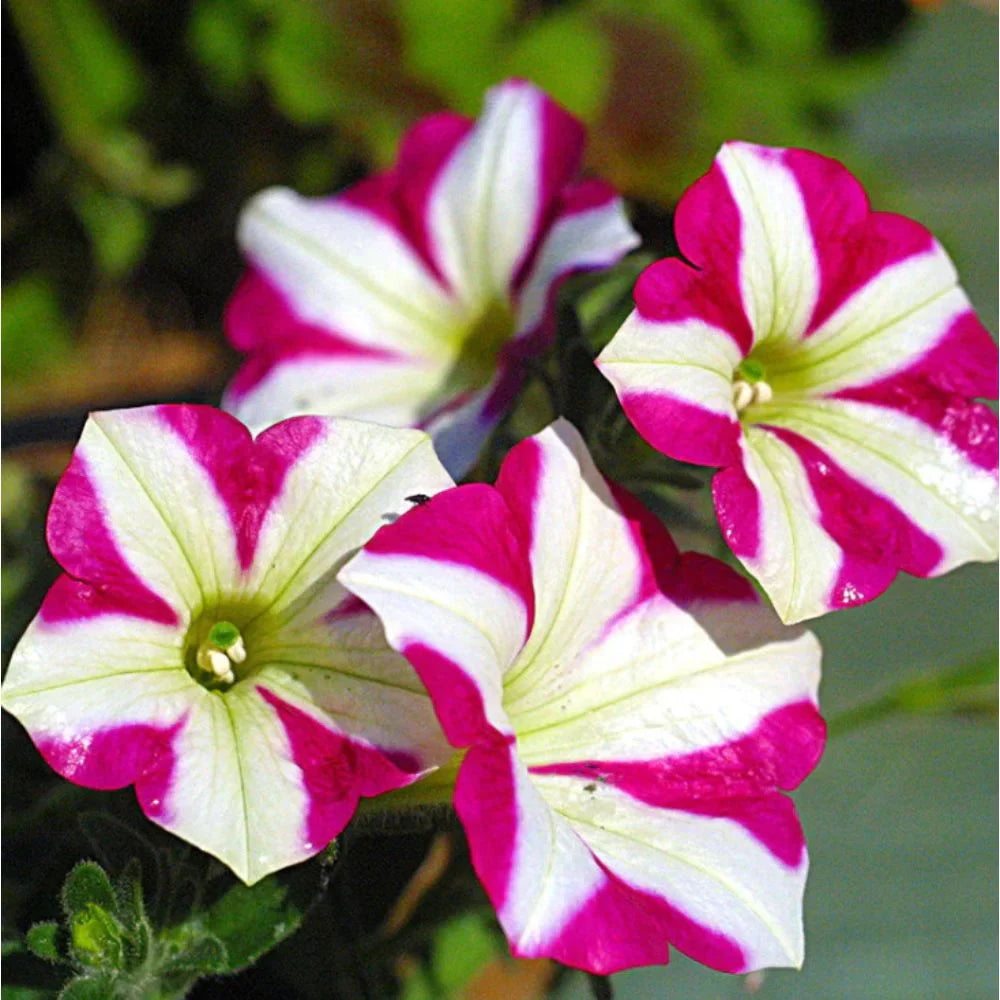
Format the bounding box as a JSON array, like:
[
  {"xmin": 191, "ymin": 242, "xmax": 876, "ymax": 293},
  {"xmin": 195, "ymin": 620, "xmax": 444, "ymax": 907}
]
[
  {"xmin": 1, "ymin": 275, "xmax": 73, "ymax": 381},
  {"xmin": 399, "ymin": 913, "xmax": 500, "ymax": 1000},
  {"xmin": 5, "ymin": 0, "xmax": 896, "ymax": 304}
]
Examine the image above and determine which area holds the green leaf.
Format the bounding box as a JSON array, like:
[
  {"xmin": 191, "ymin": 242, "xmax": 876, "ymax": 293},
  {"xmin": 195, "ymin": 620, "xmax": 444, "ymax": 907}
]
[
  {"xmin": 69, "ymin": 905, "xmax": 124, "ymax": 971},
  {"xmin": 503, "ymin": 11, "xmax": 613, "ymax": 121},
  {"xmin": 112, "ymin": 862, "xmax": 151, "ymax": 971},
  {"xmin": 57, "ymin": 975, "xmax": 115, "ymax": 1000},
  {"xmin": 396, "ymin": 0, "xmax": 512, "ymax": 109},
  {"xmin": 201, "ymin": 876, "xmax": 306, "ymax": 973},
  {"xmin": 7, "ymin": 0, "xmax": 142, "ymax": 135},
  {"xmin": 725, "ymin": 0, "xmax": 822, "ymax": 62},
  {"xmin": 0, "ymin": 275, "xmax": 73, "ymax": 382},
  {"xmin": 77, "ymin": 814, "xmax": 162, "ymax": 914},
  {"xmin": 829, "ymin": 653, "xmax": 999, "ymax": 737},
  {"xmin": 62, "ymin": 863, "xmax": 116, "ymax": 921},
  {"xmin": 187, "ymin": 0, "xmax": 255, "ymax": 94},
  {"xmin": 3, "ymin": 988, "xmax": 57, "ymax": 1000},
  {"xmin": 257, "ymin": 5, "xmax": 342, "ymax": 124},
  {"xmin": 159, "ymin": 935, "xmax": 227, "ymax": 978},
  {"xmin": 25, "ymin": 923, "xmax": 63, "ymax": 964},
  {"xmin": 431, "ymin": 913, "xmax": 497, "ymax": 988},
  {"xmin": 79, "ymin": 130, "xmax": 197, "ymax": 208},
  {"xmin": 71, "ymin": 186, "xmax": 150, "ymax": 278},
  {"xmin": 401, "ymin": 913, "xmax": 498, "ymax": 1000}
]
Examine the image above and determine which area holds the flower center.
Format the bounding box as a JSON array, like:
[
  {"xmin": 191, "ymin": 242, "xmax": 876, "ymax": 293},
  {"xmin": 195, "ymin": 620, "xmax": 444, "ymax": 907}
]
[
  {"xmin": 186, "ymin": 618, "xmax": 251, "ymax": 691},
  {"xmin": 733, "ymin": 357, "xmax": 774, "ymax": 414},
  {"xmin": 443, "ymin": 299, "xmax": 516, "ymax": 394}
]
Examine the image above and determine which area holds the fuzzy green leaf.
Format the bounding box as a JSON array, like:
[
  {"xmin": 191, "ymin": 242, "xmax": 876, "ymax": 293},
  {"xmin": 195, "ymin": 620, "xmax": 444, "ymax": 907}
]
[
  {"xmin": 160, "ymin": 934, "xmax": 227, "ymax": 977},
  {"xmin": 61, "ymin": 863, "xmax": 116, "ymax": 921},
  {"xmin": 202, "ymin": 876, "xmax": 306, "ymax": 973},
  {"xmin": 57, "ymin": 974, "xmax": 115, "ymax": 1000},
  {"xmin": 24, "ymin": 922, "xmax": 63, "ymax": 964},
  {"xmin": 69, "ymin": 905, "xmax": 123, "ymax": 971}
]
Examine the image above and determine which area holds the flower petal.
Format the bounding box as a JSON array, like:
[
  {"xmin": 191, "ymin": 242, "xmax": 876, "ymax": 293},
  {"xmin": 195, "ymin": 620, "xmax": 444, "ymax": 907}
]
[
  {"xmin": 764, "ymin": 400, "xmax": 996, "ymax": 599},
  {"xmin": 224, "ymin": 350, "xmax": 448, "ymax": 438},
  {"xmin": 338, "ymin": 484, "xmax": 533, "ymax": 744},
  {"xmin": 512, "ymin": 592, "xmax": 821, "ymax": 769},
  {"xmin": 425, "ymin": 79, "xmax": 585, "ymax": 305},
  {"xmin": 456, "ymin": 743, "xmax": 608, "ymax": 965},
  {"xmin": 495, "ymin": 421, "xmax": 650, "ymax": 701},
  {"xmin": 4, "ymin": 406, "xmax": 460, "ymax": 882},
  {"xmin": 768, "ymin": 251, "xmax": 977, "ymax": 397},
  {"xmin": 236, "ymin": 187, "xmax": 458, "ymax": 356},
  {"xmin": 678, "ymin": 142, "xmax": 821, "ymax": 349},
  {"xmin": 240, "ymin": 416, "xmax": 455, "ymax": 618},
  {"xmin": 54, "ymin": 408, "xmax": 250, "ymax": 611},
  {"xmin": 249, "ymin": 606, "xmax": 451, "ymax": 773},
  {"xmin": 715, "ymin": 429, "xmax": 848, "ymax": 623},
  {"xmin": 514, "ymin": 179, "xmax": 641, "ymax": 337},
  {"xmin": 596, "ymin": 307, "xmax": 744, "ymax": 466},
  {"xmin": 534, "ymin": 774, "xmax": 809, "ymax": 973},
  {"xmin": 2, "ymin": 613, "xmax": 189, "ymax": 755},
  {"xmin": 459, "ymin": 733, "xmax": 816, "ymax": 975}
]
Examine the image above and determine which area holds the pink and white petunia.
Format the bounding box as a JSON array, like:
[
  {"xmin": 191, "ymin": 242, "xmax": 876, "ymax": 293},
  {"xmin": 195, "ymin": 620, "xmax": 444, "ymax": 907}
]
[
  {"xmin": 339, "ymin": 420, "xmax": 825, "ymax": 975},
  {"xmin": 1, "ymin": 405, "xmax": 454, "ymax": 884},
  {"xmin": 223, "ymin": 78, "xmax": 640, "ymax": 477},
  {"xmin": 597, "ymin": 142, "xmax": 999, "ymax": 624}
]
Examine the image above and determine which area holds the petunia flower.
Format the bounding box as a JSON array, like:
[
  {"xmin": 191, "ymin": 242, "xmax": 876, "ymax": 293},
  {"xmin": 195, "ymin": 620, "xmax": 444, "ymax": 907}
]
[
  {"xmin": 339, "ymin": 420, "xmax": 825, "ymax": 975},
  {"xmin": 223, "ymin": 78, "xmax": 640, "ymax": 477},
  {"xmin": 597, "ymin": 142, "xmax": 999, "ymax": 623},
  {"xmin": 1, "ymin": 405, "xmax": 454, "ymax": 884}
]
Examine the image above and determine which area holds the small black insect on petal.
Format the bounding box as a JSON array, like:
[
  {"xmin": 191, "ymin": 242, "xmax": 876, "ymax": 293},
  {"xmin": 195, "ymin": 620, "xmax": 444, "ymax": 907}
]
[{"xmin": 405, "ymin": 494, "xmax": 431, "ymax": 506}]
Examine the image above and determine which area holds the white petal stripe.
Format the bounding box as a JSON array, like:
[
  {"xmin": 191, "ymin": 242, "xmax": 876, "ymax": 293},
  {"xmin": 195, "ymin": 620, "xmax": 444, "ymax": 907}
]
[
  {"xmin": 503, "ymin": 422, "xmax": 644, "ymax": 700},
  {"xmin": 514, "ymin": 597, "xmax": 820, "ymax": 766},
  {"xmin": 501, "ymin": 756, "xmax": 606, "ymax": 952},
  {"xmin": 1, "ymin": 634, "xmax": 193, "ymax": 742},
  {"xmin": 428, "ymin": 84, "xmax": 542, "ymax": 304},
  {"xmin": 239, "ymin": 188, "xmax": 458, "ymax": 355},
  {"xmin": 771, "ymin": 277, "xmax": 971, "ymax": 395},
  {"xmin": 81, "ymin": 410, "xmax": 238, "ymax": 611},
  {"xmin": 718, "ymin": 144, "xmax": 819, "ymax": 349},
  {"xmin": 225, "ymin": 354, "xmax": 447, "ymax": 437},
  {"xmin": 162, "ymin": 686, "xmax": 311, "ymax": 884},
  {"xmin": 597, "ymin": 313, "xmax": 742, "ymax": 418},
  {"xmin": 245, "ymin": 421, "xmax": 454, "ymax": 618},
  {"xmin": 1, "ymin": 614, "xmax": 183, "ymax": 706}
]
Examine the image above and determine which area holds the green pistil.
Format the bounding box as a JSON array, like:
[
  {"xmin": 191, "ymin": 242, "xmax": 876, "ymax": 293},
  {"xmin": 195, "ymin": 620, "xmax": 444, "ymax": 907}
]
[
  {"xmin": 737, "ymin": 357, "xmax": 766, "ymax": 383},
  {"xmin": 191, "ymin": 620, "xmax": 248, "ymax": 690},
  {"xmin": 208, "ymin": 621, "xmax": 241, "ymax": 650}
]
